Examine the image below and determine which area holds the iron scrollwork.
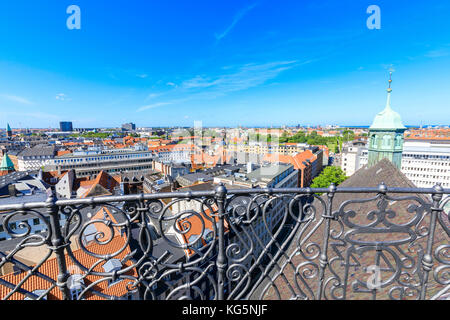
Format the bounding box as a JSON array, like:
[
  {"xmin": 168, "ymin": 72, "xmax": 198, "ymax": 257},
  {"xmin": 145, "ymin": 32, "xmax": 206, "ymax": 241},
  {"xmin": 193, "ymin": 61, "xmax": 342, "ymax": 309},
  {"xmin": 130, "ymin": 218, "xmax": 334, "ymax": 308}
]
[{"xmin": 0, "ymin": 185, "xmax": 448, "ymax": 300}]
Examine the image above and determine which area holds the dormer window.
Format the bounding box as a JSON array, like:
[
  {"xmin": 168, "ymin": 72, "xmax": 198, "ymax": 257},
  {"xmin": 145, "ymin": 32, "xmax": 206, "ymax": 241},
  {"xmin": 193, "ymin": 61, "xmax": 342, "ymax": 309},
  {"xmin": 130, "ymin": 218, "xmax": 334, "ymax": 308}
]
[
  {"xmin": 203, "ymin": 229, "xmax": 214, "ymax": 243},
  {"xmin": 68, "ymin": 274, "xmax": 85, "ymax": 300},
  {"xmin": 188, "ymin": 234, "xmax": 203, "ymax": 250},
  {"xmin": 103, "ymin": 259, "xmax": 123, "ymax": 285},
  {"xmin": 24, "ymin": 289, "xmax": 47, "ymax": 300},
  {"xmin": 83, "ymin": 224, "xmax": 98, "ymax": 244}
]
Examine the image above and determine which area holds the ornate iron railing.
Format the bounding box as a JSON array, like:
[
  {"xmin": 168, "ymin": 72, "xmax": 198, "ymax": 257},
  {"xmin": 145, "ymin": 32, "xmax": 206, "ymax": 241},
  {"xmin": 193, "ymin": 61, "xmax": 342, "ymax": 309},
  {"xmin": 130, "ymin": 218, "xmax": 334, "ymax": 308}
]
[{"xmin": 0, "ymin": 184, "xmax": 448, "ymax": 300}]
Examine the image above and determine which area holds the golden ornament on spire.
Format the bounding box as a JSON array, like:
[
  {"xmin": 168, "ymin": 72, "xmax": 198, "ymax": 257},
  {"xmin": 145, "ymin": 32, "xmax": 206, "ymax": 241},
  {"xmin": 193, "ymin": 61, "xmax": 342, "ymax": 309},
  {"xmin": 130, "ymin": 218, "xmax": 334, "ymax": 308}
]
[{"xmin": 387, "ymin": 71, "xmax": 393, "ymax": 93}]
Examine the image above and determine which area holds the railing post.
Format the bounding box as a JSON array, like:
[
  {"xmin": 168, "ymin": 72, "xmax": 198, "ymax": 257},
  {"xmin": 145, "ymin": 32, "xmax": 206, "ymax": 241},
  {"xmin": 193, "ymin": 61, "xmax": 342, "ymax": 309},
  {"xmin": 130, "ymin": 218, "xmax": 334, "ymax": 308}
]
[
  {"xmin": 420, "ymin": 184, "xmax": 443, "ymax": 300},
  {"xmin": 45, "ymin": 187, "xmax": 71, "ymax": 300},
  {"xmin": 215, "ymin": 183, "xmax": 227, "ymax": 300},
  {"xmin": 317, "ymin": 183, "xmax": 336, "ymax": 300}
]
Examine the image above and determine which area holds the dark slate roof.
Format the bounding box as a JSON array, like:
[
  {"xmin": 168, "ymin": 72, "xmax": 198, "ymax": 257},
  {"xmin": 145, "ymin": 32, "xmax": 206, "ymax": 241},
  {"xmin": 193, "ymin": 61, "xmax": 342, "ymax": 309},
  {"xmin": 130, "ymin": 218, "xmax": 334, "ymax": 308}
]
[
  {"xmin": 176, "ymin": 173, "xmax": 212, "ymax": 186},
  {"xmin": 177, "ymin": 182, "xmax": 216, "ymax": 192},
  {"xmin": 0, "ymin": 172, "xmax": 39, "ymax": 189},
  {"xmin": 18, "ymin": 145, "xmax": 56, "ymax": 157},
  {"xmin": 329, "ymin": 158, "xmax": 427, "ymax": 213},
  {"xmin": 121, "ymin": 170, "xmax": 156, "ymax": 181},
  {"xmin": 340, "ymin": 158, "xmax": 416, "ymax": 187},
  {"xmin": 201, "ymin": 164, "xmax": 245, "ymax": 177},
  {"xmin": 0, "ymin": 192, "xmax": 48, "ymax": 207},
  {"xmin": 0, "ymin": 204, "xmax": 115, "ymax": 253},
  {"xmin": 258, "ymin": 159, "xmax": 449, "ymax": 300},
  {"xmin": 84, "ymin": 184, "xmax": 112, "ymax": 198}
]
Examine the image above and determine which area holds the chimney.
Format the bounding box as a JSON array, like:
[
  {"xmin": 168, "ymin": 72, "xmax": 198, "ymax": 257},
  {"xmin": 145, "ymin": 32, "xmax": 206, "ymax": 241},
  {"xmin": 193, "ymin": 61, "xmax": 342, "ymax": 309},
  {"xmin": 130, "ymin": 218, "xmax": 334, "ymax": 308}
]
[
  {"xmin": 8, "ymin": 184, "xmax": 17, "ymax": 197},
  {"xmin": 246, "ymin": 162, "xmax": 254, "ymax": 174}
]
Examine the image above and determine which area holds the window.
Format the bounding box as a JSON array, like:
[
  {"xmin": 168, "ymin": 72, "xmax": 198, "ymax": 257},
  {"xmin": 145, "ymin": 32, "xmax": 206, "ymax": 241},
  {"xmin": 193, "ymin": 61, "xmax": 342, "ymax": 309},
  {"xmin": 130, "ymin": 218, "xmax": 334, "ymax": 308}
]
[
  {"xmin": 71, "ymin": 288, "xmax": 82, "ymax": 300},
  {"xmin": 382, "ymin": 135, "xmax": 391, "ymax": 148},
  {"xmin": 371, "ymin": 135, "xmax": 378, "ymax": 148},
  {"xmin": 203, "ymin": 229, "xmax": 214, "ymax": 243},
  {"xmin": 33, "ymin": 218, "xmax": 40, "ymax": 226}
]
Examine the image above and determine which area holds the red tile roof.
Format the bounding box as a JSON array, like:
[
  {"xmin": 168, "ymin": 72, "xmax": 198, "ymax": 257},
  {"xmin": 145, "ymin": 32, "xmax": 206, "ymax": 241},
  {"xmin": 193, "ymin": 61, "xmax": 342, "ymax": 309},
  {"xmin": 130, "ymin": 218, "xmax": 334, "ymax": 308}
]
[{"xmin": 0, "ymin": 235, "xmax": 137, "ymax": 300}]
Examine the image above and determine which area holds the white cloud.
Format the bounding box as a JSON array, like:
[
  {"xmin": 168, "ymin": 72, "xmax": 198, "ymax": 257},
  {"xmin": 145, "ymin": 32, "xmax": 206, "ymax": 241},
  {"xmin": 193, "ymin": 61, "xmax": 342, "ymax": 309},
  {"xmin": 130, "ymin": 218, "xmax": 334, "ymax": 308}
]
[
  {"xmin": 182, "ymin": 60, "xmax": 299, "ymax": 94},
  {"xmin": 0, "ymin": 94, "xmax": 33, "ymax": 105},
  {"xmin": 137, "ymin": 102, "xmax": 172, "ymax": 112},
  {"xmin": 215, "ymin": 3, "xmax": 258, "ymax": 41},
  {"xmin": 425, "ymin": 48, "xmax": 450, "ymax": 58},
  {"xmin": 147, "ymin": 93, "xmax": 161, "ymax": 99},
  {"xmin": 55, "ymin": 93, "xmax": 68, "ymax": 101},
  {"xmin": 136, "ymin": 59, "xmax": 309, "ymax": 111}
]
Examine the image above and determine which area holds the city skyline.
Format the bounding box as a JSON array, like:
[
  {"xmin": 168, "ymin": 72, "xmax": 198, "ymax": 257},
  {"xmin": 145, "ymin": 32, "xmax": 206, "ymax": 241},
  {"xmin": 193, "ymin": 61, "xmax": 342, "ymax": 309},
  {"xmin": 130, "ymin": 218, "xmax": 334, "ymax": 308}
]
[{"xmin": 1, "ymin": 1, "xmax": 450, "ymax": 128}]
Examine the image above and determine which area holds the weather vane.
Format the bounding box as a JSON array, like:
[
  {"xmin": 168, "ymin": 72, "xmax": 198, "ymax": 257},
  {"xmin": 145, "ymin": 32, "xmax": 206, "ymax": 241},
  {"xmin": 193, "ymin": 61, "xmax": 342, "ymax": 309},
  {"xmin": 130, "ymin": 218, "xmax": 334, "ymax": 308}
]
[{"xmin": 388, "ymin": 70, "xmax": 393, "ymax": 92}]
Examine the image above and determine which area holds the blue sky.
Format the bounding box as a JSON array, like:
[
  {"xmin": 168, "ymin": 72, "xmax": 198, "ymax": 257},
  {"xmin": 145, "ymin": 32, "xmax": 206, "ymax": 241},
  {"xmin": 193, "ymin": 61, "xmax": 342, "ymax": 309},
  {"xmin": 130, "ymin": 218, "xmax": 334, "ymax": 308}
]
[{"xmin": 1, "ymin": 0, "xmax": 450, "ymax": 128}]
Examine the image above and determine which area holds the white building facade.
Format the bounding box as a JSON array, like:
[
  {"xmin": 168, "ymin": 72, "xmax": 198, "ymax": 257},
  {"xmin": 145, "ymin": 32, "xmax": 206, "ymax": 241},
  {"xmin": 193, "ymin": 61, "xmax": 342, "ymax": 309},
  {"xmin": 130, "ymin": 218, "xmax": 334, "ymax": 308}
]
[
  {"xmin": 341, "ymin": 139, "xmax": 450, "ymax": 188},
  {"xmin": 401, "ymin": 140, "xmax": 450, "ymax": 188}
]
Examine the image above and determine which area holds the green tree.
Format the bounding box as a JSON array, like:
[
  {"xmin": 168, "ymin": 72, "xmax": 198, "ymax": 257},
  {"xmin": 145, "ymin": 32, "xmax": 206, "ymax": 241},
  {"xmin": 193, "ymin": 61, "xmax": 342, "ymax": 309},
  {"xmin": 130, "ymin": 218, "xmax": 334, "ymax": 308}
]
[
  {"xmin": 342, "ymin": 129, "xmax": 355, "ymax": 142},
  {"xmin": 279, "ymin": 131, "xmax": 289, "ymax": 143},
  {"xmin": 289, "ymin": 132, "xmax": 307, "ymax": 143},
  {"xmin": 310, "ymin": 166, "xmax": 347, "ymax": 188}
]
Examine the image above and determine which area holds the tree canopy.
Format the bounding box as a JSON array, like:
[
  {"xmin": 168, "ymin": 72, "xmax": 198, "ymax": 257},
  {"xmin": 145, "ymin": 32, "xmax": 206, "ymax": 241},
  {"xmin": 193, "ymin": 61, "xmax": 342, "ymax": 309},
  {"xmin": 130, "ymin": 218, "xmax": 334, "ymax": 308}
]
[{"xmin": 310, "ymin": 166, "xmax": 348, "ymax": 188}]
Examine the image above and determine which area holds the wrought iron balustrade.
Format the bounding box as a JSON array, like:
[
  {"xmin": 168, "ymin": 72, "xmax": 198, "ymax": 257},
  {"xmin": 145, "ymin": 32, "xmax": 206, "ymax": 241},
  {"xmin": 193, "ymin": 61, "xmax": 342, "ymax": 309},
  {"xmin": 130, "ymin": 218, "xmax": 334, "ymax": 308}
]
[{"xmin": 0, "ymin": 184, "xmax": 448, "ymax": 300}]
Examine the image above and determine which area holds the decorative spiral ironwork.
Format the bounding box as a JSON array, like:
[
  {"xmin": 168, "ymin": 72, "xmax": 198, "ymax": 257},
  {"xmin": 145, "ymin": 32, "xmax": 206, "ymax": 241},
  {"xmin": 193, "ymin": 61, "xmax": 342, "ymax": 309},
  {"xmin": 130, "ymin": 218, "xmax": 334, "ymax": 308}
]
[{"xmin": 0, "ymin": 185, "xmax": 448, "ymax": 300}]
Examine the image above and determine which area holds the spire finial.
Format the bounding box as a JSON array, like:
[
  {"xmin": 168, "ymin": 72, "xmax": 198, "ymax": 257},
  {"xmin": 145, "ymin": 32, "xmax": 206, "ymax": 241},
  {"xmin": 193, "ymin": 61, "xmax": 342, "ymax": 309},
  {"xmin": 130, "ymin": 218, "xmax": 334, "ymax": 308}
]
[
  {"xmin": 384, "ymin": 70, "xmax": 394, "ymax": 111},
  {"xmin": 387, "ymin": 70, "xmax": 393, "ymax": 93}
]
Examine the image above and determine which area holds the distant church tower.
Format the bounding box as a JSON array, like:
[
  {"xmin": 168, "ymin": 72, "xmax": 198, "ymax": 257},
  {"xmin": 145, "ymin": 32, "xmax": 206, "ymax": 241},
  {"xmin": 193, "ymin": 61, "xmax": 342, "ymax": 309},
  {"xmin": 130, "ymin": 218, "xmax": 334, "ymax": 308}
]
[
  {"xmin": 0, "ymin": 153, "xmax": 15, "ymax": 176},
  {"xmin": 368, "ymin": 72, "xmax": 406, "ymax": 169},
  {"xmin": 6, "ymin": 123, "xmax": 12, "ymax": 139}
]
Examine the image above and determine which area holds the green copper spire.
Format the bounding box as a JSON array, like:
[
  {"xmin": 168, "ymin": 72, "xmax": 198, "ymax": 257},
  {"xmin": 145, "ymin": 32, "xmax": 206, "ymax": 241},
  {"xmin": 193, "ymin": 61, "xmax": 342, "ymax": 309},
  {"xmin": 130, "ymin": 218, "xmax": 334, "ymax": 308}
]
[
  {"xmin": 0, "ymin": 153, "xmax": 15, "ymax": 171},
  {"xmin": 368, "ymin": 72, "xmax": 406, "ymax": 170},
  {"xmin": 369, "ymin": 72, "xmax": 406, "ymax": 130},
  {"xmin": 6, "ymin": 123, "xmax": 11, "ymax": 132}
]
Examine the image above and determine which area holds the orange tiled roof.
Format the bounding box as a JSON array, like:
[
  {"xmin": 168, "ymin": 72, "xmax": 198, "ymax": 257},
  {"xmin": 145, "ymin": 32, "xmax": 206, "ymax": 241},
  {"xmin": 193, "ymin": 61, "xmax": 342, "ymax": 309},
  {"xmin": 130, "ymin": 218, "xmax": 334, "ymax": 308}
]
[
  {"xmin": 90, "ymin": 206, "xmax": 123, "ymax": 240},
  {"xmin": 42, "ymin": 171, "xmax": 67, "ymax": 184},
  {"xmin": 57, "ymin": 150, "xmax": 72, "ymax": 157},
  {"xmin": 176, "ymin": 204, "xmax": 229, "ymax": 257},
  {"xmin": 263, "ymin": 150, "xmax": 316, "ymax": 170},
  {"xmin": 0, "ymin": 235, "xmax": 137, "ymax": 300},
  {"xmin": 78, "ymin": 171, "xmax": 119, "ymax": 198}
]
